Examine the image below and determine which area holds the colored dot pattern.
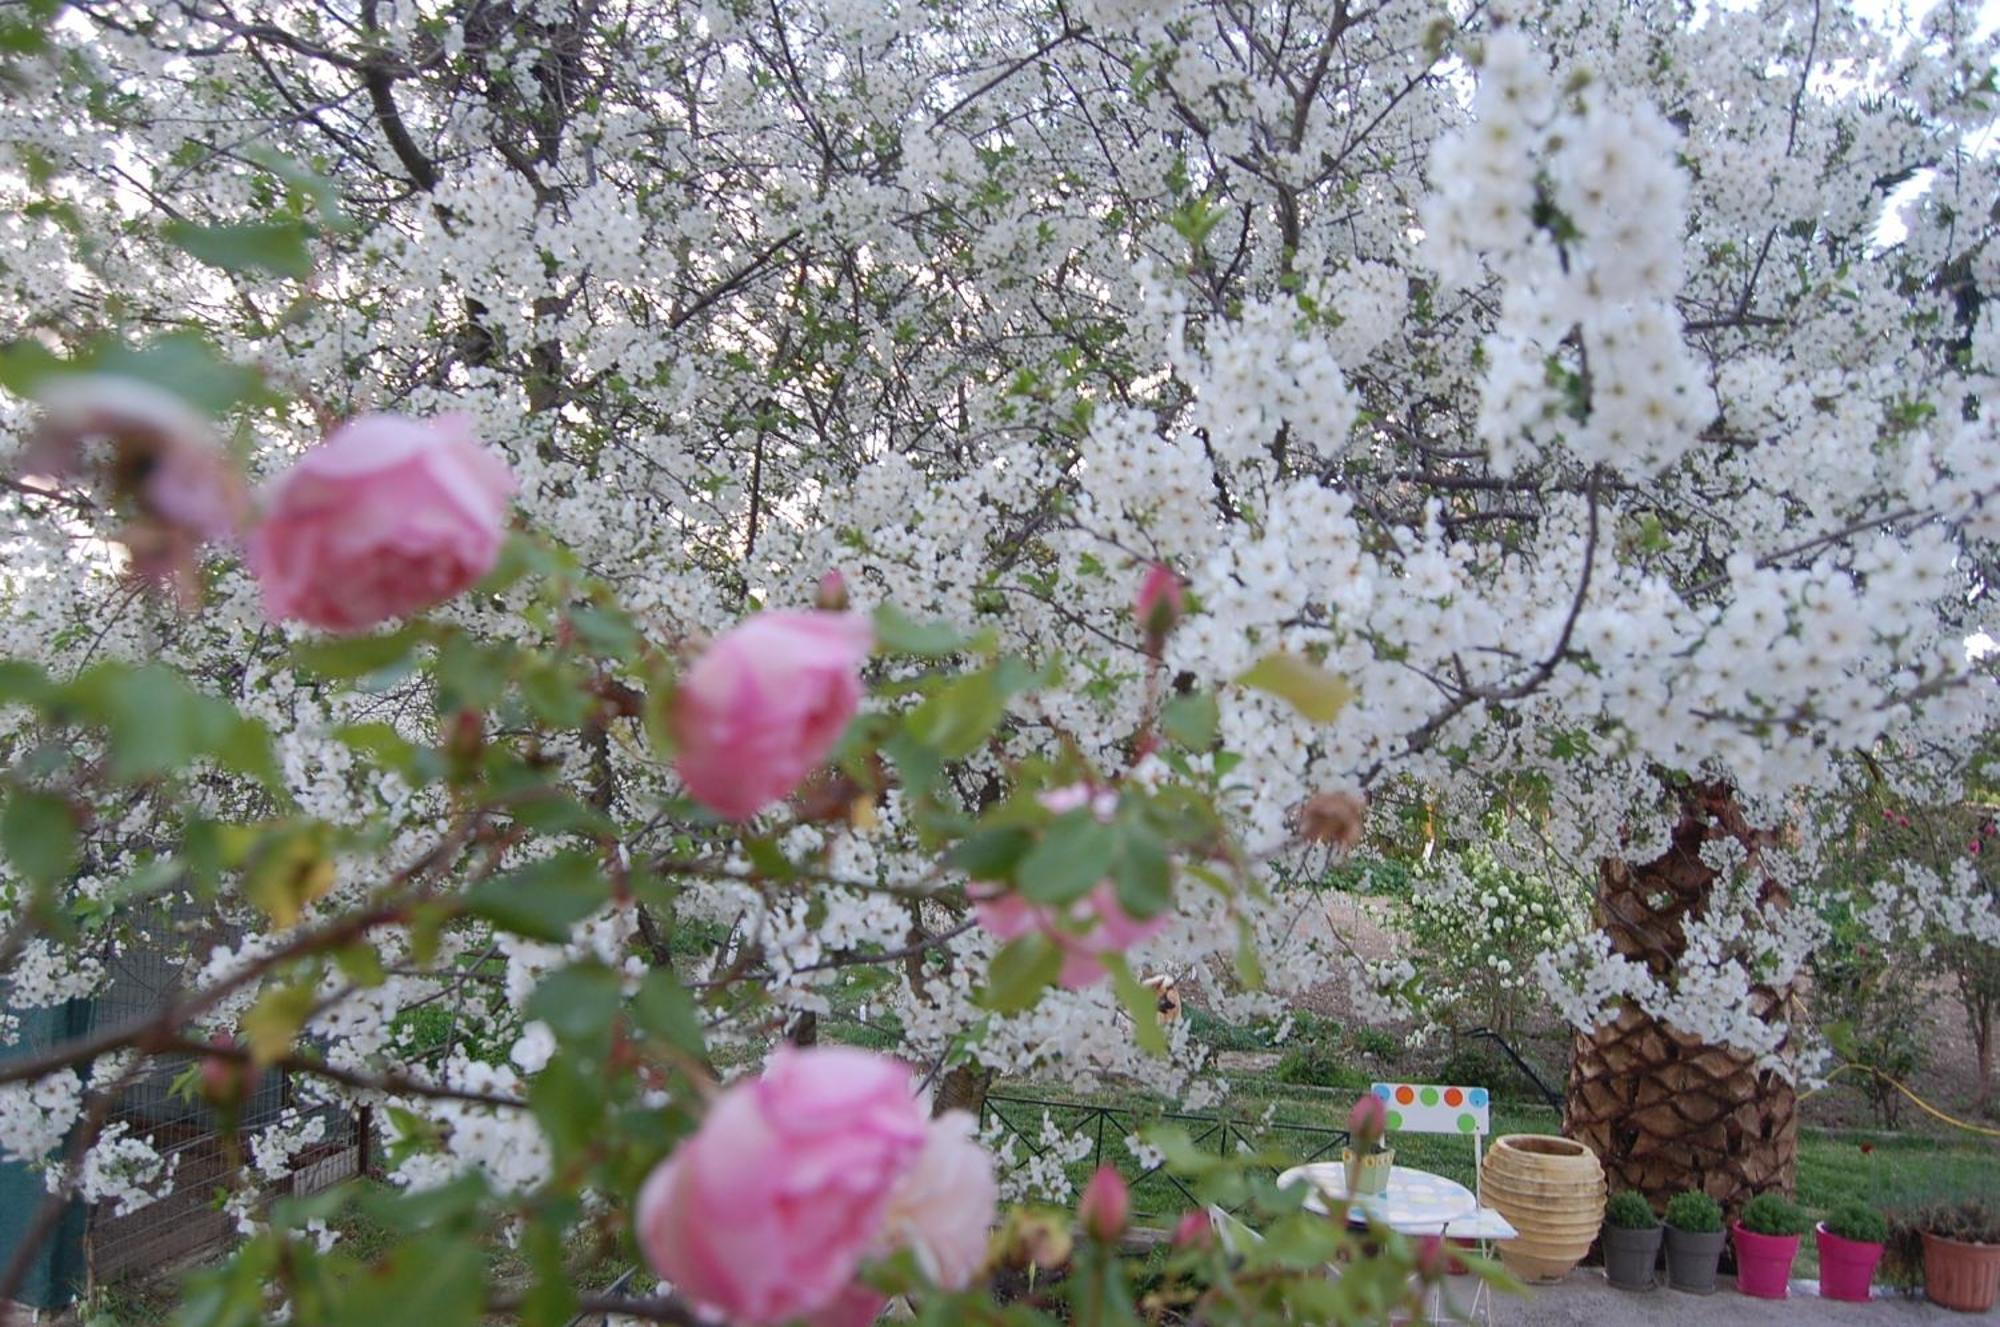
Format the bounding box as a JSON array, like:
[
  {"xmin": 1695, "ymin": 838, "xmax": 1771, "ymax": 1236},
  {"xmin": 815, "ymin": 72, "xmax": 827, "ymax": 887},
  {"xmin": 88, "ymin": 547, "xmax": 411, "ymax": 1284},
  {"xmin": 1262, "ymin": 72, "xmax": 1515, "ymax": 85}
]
[{"xmin": 1364, "ymin": 1082, "xmax": 1492, "ymax": 1139}]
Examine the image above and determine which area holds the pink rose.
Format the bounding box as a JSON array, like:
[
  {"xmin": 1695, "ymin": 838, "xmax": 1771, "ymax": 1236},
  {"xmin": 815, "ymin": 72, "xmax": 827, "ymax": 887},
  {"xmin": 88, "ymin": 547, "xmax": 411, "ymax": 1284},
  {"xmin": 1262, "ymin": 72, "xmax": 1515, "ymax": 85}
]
[
  {"xmin": 877, "ymin": 1111, "xmax": 998, "ymax": 1290},
  {"xmin": 245, "ymin": 413, "xmax": 514, "ymax": 633},
  {"xmin": 635, "ymin": 1046, "xmax": 926, "ymax": 1326},
  {"xmin": 971, "ymin": 784, "xmax": 1170, "ymax": 989},
  {"xmin": 27, "ymin": 374, "xmax": 249, "ymax": 602},
  {"xmin": 672, "ymin": 611, "xmax": 874, "ymax": 820},
  {"xmin": 1078, "ymin": 1166, "xmax": 1129, "ymax": 1241},
  {"xmin": 805, "ymin": 1285, "xmax": 889, "ymax": 1327}
]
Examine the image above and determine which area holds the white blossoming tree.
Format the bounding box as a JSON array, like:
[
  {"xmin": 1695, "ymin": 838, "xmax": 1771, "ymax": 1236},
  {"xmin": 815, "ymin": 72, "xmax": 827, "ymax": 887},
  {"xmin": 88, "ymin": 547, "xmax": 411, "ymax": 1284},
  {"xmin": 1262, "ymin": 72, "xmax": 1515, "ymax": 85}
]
[{"xmin": 0, "ymin": 0, "xmax": 1997, "ymax": 1318}]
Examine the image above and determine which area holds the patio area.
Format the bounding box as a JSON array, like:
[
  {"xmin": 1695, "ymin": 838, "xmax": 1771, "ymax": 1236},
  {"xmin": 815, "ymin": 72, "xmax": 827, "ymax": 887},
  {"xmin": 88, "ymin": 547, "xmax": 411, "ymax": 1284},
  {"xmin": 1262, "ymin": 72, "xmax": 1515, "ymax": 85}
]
[{"xmin": 1478, "ymin": 1274, "xmax": 1973, "ymax": 1325}]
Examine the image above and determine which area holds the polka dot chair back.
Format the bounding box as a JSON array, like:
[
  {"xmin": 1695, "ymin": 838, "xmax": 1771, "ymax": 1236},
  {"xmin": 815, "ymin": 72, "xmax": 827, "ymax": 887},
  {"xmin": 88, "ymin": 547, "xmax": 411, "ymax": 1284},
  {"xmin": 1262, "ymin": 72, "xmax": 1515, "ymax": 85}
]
[{"xmin": 1369, "ymin": 1082, "xmax": 1491, "ymax": 1137}]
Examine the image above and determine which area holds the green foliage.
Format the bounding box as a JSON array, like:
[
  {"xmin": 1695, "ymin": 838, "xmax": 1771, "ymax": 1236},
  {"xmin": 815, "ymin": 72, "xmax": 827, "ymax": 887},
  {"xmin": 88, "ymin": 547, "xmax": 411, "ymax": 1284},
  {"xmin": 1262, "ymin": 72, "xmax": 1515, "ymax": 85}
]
[
  {"xmin": 1665, "ymin": 1190, "xmax": 1724, "ymax": 1234},
  {"xmin": 1318, "ymin": 854, "xmax": 1414, "ymax": 898},
  {"xmin": 1739, "ymin": 1193, "xmax": 1810, "ymax": 1237},
  {"xmin": 1811, "ymin": 895, "xmax": 1929, "ymax": 1128},
  {"xmin": 1822, "ymin": 1201, "xmax": 1888, "ymax": 1245},
  {"xmin": 1908, "ymin": 1198, "xmax": 2000, "ymax": 1244},
  {"xmin": 1605, "ymin": 1191, "xmax": 1658, "ymax": 1230}
]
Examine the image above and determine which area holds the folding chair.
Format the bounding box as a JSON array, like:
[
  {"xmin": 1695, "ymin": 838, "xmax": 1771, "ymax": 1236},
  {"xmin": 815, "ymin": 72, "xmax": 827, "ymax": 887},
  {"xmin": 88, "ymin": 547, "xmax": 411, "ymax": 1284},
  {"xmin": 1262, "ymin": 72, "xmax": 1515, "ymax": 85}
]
[{"xmin": 1368, "ymin": 1081, "xmax": 1516, "ymax": 1326}]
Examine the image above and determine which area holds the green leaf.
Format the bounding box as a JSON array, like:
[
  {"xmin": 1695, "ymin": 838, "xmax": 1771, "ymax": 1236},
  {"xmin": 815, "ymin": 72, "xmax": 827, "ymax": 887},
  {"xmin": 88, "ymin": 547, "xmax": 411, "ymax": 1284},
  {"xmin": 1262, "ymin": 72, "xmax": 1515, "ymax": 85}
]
[
  {"xmin": 325, "ymin": 1235, "xmax": 483, "ymax": 1327},
  {"xmin": 872, "ymin": 604, "xmax": 975, "ymax": 656},
  {"xmin": 632, "ymin": 967, "xmax": 706, "ymax": 1057},
  {"xmin": 946, "ymin": 825, "xmax": 1034, "ymax": 882},
  {"xmin": 163, "ymin": 218, "xmax": 313, "ymax": 280},
  {"xmin": 434, "ymin": 634, "xmax": 515, "ymax": 712},
  {"xmin": 529, "ymin": 1050, "xmax": 605, "ymax": 1163},
  {"xmin": 1111, "ymin": 818, "xmax": 1172, "ymax": 918},
  {"xmin": 1160, "ymin": 691, "xmax": 1220, "ymax": 749},
  {"xmin": 464, "ymin": 852, "xmax": 609, "ymax": 942},
  {"xmin": 526, "ymin": 961, "xmax": 622, "ymax": 1048},
  {"xmin": 242, "ymin": 983, "xmax": 317, "ymax": 1065},
  {"xmin": 517, "ymin": 662, "xmax": 591, "ymax": 727},
  {"xmin": 517, "ymin": 1221, "xmax": 579, "ymax": 1327},
  {"xmin": 240, "ymin": 822, "xmax": 336, "ymax": 928},
  {"xmin": 0, "ymin": 659, "xmax": 53, "ymax": 706},
  {"xmin": 2, "ymin": 788, "xmax": 76, "ymax": 886},
  {"xmin": 1234, "ymin": 915, "xmax": 1265, "ymax": 991},
  {"xmin": 1103, "ymin": 953, "xmax": 1165, "ymax": 1056},
  {"xmin": 292, "ymin": 629, "xmax": 425, "ymax": 681},
  {"xmin": 241, "ymin": 146, "xmax": 351, "ymax": 231},
  {"xmin": 64, "ymin": 663, "xmax": 279, "ymax": 787},
  {"xmin": 1237, "ymin": 651, "xmax": 1355, "ymax": 723},
  {"xmin": 907, "ymin": 669, "xmax": 1007, "ymax": 759},
  {"xmin": 1015, "ymin": 810, "xmax": 1116, "ymax": 905},
  {"xmin": 881, "ymin": 729, "xmax": 941, "ymax": 801},
  {"xmin": 980, "ymin": 933, "xmax": 1062, "ymax": 1014},
  {"xmin": 505, "ymin": 789, "xmax": 613, "ymax": 839},
  {"xmin": 567, "ymin": 606, "xmax": 641, "ymax": 660}
]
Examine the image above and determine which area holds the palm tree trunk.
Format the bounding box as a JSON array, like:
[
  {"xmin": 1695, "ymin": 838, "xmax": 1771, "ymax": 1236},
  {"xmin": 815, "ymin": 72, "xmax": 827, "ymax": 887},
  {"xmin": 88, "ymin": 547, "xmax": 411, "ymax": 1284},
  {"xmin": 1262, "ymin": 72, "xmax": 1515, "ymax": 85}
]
[{"xmin": 1563, "ymin": 782, "xmax": 1799, "ymax": 1212}]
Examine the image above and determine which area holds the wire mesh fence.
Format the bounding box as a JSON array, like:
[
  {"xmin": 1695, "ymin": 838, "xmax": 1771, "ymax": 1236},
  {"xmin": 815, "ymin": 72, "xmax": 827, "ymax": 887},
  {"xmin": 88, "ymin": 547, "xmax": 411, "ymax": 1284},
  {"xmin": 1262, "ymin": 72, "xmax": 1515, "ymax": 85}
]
[{"xmin": 80, "ymin": 920, "xmax": 367, "ymax": 1282}]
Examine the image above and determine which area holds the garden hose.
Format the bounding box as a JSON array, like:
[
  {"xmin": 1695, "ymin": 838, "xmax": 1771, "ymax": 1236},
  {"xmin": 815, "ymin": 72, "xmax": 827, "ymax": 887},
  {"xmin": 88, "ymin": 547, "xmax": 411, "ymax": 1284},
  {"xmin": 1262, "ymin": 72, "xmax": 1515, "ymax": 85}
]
[{"xmin": 1812, "ymin": 1063, "xmax": 2000, "ymax": 1141}]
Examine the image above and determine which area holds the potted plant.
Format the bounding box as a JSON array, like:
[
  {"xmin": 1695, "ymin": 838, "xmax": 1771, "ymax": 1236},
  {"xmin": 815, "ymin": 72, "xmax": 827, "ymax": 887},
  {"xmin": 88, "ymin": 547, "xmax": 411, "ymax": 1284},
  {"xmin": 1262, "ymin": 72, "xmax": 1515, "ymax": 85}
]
[
  {"xmin": 1663, "ymin": 1190, "xmax": 1726, "ymax": 1294},
  {"xmin": 1733, "ymin": 1193, "xmax": 1811, "ymax": 1299},
  {"xmin": 1816, "ymin": 1201, "xmax": 1888, "ymax": 1302},
  {"xmin": 1912, "ymin": 1200, "xmax": 2000, "ymax": 1312},
  {"xmin": 1342, "ymin": 1093, "xmax": 1395, "ymax": 1199},
  {"xmin": 1601, "ymin": 1190, "xmax": 1661, "ymax": 1291}
]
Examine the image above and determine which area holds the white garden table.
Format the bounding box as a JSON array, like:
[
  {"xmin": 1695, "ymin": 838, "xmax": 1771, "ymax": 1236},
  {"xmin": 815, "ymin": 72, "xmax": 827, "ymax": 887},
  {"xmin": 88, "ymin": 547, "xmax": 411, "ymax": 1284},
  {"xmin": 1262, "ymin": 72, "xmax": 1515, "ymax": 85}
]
[{"xmin": 1276, "ymin": 1161, "xmax": 1483, "ymax": 1234}]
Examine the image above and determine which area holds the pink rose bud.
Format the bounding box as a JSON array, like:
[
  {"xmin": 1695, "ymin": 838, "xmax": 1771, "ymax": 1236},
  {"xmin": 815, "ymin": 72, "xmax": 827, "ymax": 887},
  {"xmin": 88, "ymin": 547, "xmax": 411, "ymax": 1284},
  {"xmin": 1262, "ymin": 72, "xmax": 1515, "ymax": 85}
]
[
  {"xmin": 1414, "ymin": 1234, "xmax": 1449, "ymax": 1281},
  {"xmin": 1078, "ymin": 1166, "xmax": 1129, "ymax": 1242},
  {"xmin": 246, "ymin": 413, "xmax": 515, "ymax": 634},
  {"xmin": 1134, "ymin": 562, "xmax": 1184, "ymax": 649},
  {"xmin": 1348, "ymin": 1092, "xmax": 1388, "ymax": 1149},
  {"xmin": 815, "ymin": 569, "xmax": 851, "ymax": 611},
  {"xmin": 1172, "ymin": 1209, "xmax": 1216, "ymax": 1251},
  {"xmin": 635, "ymin": 1047, "xmax": 927, "ymax": 1326},
  {"xmin": 877, "ymin": 1111, "xmax": 998, "ymax": 1289},
  {"xmin": 672, "ymin": 611, "xmax": 874, "ymax": 820},
  {"xmin": 199, "ymin": 1037, "xmax": 249, "ymax": 1108}
]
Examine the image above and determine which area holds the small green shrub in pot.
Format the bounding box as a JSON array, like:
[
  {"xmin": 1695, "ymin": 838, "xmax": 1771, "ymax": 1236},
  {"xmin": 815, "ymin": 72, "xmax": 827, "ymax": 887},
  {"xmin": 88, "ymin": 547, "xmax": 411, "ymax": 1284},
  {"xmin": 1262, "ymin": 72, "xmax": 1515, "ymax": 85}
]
[
  {"xmin": 1739, "ymin": 1194, "xmax": 1811, "ymax": 1237},
  {"xmin": 1822, "ymin": 1202, "xmax": 1889, "ymax": 1246},
  {"xmin": 1606, "ymin": 1191, "xmax": 1658, "ymax": 1230},
  {"xmin": 1601, "ymin": 1192, "xmax": 1662, "ymax": 1291},
  {"xmin": 1734, "ymin": 1194, "xmax": 1810, "ymax": 1298},
  {"xmin": 1664, "ymin": 1191, "xmax": 1723, "ymax": 1234},
  {"xmin": 1817, "ymin": 1202, "xmax": 1890, "ymax": 1302},
  {"xmin": 1662, "ymin": 1191, "xmax": 1727, "ymax": 1294}
]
